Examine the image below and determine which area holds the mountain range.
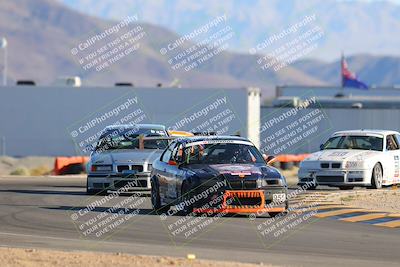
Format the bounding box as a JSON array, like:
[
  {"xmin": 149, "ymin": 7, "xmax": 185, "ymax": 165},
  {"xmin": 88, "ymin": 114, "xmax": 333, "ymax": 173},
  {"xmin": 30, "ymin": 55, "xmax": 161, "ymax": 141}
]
[
  {"xmin": 0, "ymin": 0, "xmax": 399, "ymax": 99},
  {"xmin": 60, "ymin": 0, "xmax": 400, "ymax": 60}
]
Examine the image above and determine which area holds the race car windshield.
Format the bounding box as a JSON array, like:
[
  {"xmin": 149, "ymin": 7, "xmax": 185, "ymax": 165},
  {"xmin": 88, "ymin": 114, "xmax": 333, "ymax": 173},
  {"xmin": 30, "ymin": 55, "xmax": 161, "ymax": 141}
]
[
  {"xmin": 95, "ymin": 128, "xmax": 168, "ymax": 151},
  {"xmin": 322, "ymin": 135, "xmax": 383, "ymax": 151},
  {"xmin": 183, "ymin": 142, "xmax": 265, "ymax": 164}
]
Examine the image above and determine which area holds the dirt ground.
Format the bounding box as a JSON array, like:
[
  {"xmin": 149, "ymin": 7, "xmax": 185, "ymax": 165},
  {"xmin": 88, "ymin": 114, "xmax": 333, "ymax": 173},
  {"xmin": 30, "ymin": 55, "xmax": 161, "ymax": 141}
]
[
  {"xmin": 0, "ymin": 247, "xmax": 276, "ymax": 267},
  {"xmin": 0, "ymin": 156, "xmax": 54, "ymax": 175},
  {"xmin": 340, "ymin": 188, "xmax": 400, "ymax": 213}
]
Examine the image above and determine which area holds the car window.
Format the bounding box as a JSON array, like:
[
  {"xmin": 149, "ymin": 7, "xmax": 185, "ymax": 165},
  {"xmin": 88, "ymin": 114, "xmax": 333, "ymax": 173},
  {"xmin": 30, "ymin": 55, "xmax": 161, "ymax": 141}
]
[
  {"xmin": 171, "ymin": 143, "xmax": 184, "ymax": 163},
  {"xmin": 386, "ymin": 135, "xmax": 399, "ymax": 150},
  {"xmin": 183, "ymin": 142, "xmax": 264, "ymax": 164},
  {"xmin": 323, "ymin": 135, "xmax": 383, "ymax": 151},
  {"xmin": 96, "ymin": 127, "xmax": 168, "ymax": 151},
  {"xmin": 161, "ymin": 142, "xmax": 175, "ymax": 162}
]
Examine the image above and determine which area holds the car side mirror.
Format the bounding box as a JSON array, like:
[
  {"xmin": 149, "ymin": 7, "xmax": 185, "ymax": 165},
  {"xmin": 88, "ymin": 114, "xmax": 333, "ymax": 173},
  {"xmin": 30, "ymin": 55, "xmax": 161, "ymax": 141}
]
[
  {"xmin": 263, "ymin": 154, "xmax": 276, "ymax": 165},
  {"xmin": 319, "ymin": 144, "xmax": 324, "ymax": 150}
]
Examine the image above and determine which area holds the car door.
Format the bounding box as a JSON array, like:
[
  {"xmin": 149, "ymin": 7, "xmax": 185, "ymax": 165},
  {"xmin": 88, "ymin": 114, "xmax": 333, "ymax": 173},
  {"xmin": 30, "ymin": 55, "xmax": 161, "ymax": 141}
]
[
  {"xmin": 165, "ymin": 142, "xmax": 185, "ymax": 201},
  {"xmin": 157, "ymin": 142, "xmax": 176, "ymax": 202},
  {"xmin": 385, "ymin": 134, "xmax": 400, "ymax": 185}
]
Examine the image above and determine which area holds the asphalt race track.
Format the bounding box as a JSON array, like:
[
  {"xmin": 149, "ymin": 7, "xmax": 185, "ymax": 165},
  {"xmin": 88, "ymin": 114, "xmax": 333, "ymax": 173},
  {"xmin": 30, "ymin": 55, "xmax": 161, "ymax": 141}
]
[{"xmin": 0, "ymin": 176, "xmax": 399, "ymax": 267}]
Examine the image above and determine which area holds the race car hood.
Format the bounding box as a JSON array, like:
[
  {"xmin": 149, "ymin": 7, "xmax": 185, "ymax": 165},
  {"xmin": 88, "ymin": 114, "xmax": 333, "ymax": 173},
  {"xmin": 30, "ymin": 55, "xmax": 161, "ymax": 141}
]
[
  {"xmin": 185, "ymin": 163, "xmax": 282, "ymax": 180},
  {"xmin": 304, "ymin": 149, "xmax": 381, "ymax": 162},
  {"xmin": 90, "ymin": 149, "xmax": 163, "ymax": 165}
]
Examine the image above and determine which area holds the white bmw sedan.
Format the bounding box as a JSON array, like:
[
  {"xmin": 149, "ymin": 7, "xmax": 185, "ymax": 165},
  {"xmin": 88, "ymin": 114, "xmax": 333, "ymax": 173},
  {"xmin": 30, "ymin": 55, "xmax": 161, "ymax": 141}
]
[{"xmin": 298, "ymin": 130, "xmax": 400, "ymax": 190}]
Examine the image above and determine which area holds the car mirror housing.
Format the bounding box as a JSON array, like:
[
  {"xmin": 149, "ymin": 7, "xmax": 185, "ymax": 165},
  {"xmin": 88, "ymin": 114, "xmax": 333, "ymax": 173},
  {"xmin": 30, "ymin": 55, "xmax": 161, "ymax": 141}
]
[{"xmin": 263, "ymin": 154, "xmax": 276, "ymax": 165}]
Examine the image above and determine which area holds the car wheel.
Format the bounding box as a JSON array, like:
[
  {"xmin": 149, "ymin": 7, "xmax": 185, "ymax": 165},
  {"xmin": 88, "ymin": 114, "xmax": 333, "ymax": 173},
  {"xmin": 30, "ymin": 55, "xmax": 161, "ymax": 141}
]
[
  {"xmin": 86, "ymin": 179, "xmax": 99, "ymax": 195},
  {"xmin": 369, "ymin": 163, "xmax": 383, "ymax": 189},
  {"xmin": 269, "ymin": 211, "xmax": 286, "ymax": 218},
  {"xmin": 86, "ymin": 188, "xmax": 98, "ymax": 195},
  {"xmin": 179, "ymin": 182, "xmax": 194, "ymax": 216},
  {"xmin": 151, "ymin": 179, "xmax": 169, "ymax": 213},
  {"xmin": 86, "ymin": 188, "xmax": 107, "ymax": 195},
  {"xmin": 269, "ymin": 200, "xmax": 289, "ymax": 218},
  {"xmin": 339, "ymin": 186, "xmax": 354, "ymax": 190}
]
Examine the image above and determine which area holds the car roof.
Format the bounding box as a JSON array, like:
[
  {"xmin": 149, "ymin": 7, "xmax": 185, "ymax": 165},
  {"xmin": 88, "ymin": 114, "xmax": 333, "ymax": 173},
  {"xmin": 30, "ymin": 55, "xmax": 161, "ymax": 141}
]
[
  {"xmin": 176, "ymin": 135, "xmax": 252, "ymax": 144},
  {"xmin": 332, "ymin": 129, "xmax": 400, "ymax": 137},
  {"xmin": 104, "ymin": 124, "xmax": 166, "ymax": 131}
]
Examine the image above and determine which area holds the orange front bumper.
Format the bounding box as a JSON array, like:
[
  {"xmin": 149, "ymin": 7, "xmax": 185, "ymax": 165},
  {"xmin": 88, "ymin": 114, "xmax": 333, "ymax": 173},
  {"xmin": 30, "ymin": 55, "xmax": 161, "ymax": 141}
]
[{"xmin": 193, "ymin": 190, "xmax": 286, "ymax": 214}]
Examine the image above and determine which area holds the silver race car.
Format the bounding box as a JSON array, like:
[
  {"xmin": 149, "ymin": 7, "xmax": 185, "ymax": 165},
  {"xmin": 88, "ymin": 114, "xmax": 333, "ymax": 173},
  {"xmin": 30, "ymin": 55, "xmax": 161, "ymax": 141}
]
[{"xmin": 86, "ymin": 124, "xmax": 171, "ymax": 194}]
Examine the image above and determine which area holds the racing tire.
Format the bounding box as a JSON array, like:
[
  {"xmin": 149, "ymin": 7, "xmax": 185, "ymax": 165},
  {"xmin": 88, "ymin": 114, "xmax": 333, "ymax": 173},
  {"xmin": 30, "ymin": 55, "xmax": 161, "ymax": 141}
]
[
  {"xmin": 151, "ymin": 179, "xmax": 170, "ymax": 214},
  {"xmin": 268, "ymin": 211, "xmax": 286, "ymax": 218},
  {"xmin": 86, "ymin": 179, "xmax": 104, "ymax": 195},
  {"xmin": 86, "ymin": 188, "xmax": 107, "ymax": 196},
  {"xmin": 339, "ymin": 186, "xmax": 354, "ymax": 190},
  {"xmin": 86, "ymin": 188, "xmax": 99, "ymax": 195},
  {"xmin": 269, "ymin": 200, "xmax": 289, "ymax": 218},
  {"xmin": 368, "ymin": 163, "xmax": 383, "ymax": 189}
]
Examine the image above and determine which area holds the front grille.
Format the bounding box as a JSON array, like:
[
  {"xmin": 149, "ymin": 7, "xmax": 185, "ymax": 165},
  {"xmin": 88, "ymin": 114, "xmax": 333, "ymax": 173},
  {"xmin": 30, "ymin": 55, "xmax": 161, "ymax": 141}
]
[
  {"xmin": 114, "ymin": 180, "xmax": 147, "ymax": 188},
  {"xmin": 244, "ymin": 180, "xmax": 257, "ymax": 189},
  {"xmin": 230, "ymin": 197, "xmax": 262, "ymax": 206},
  {"xmin": 117, "ymin": 165, "xmax": 144, "ymax": 173},
  {"xmin": 321, "ymin": 163, "xmax": 329, "ymax": 168},
  {"xmin": 117, "ymin": 165, "xmax": 129, "ymax": 172},
  {"xmin": 316, "ymin": 176, "xmax": 344, "ymax": 183},
  {"xmin": 131, "ymin": 165, "xmax": 144, "ymax": 172},
  {"xmin": 225, "ymin": 191, "xmax": 263, "ymax": 207},
  {"xmin": 227, "ymin": 180, "xmax": 257, "ymax": 190},
  {"xmin": 332, "ymin": 163, "xmax": 341, "ymax": 168}
]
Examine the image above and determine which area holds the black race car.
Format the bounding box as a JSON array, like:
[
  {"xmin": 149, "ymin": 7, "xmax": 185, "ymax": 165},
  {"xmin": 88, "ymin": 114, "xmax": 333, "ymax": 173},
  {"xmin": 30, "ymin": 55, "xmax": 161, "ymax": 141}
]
[{"xmin": 150, "ymin": 136, "xmax": 288, "ymax": 217}]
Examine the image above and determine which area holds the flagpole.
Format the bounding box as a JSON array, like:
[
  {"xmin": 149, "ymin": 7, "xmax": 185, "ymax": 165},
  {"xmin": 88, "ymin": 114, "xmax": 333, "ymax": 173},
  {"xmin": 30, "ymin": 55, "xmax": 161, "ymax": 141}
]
[{"xmin": 341, "ymin": 52, "xmax": 344, "ymax": 89}]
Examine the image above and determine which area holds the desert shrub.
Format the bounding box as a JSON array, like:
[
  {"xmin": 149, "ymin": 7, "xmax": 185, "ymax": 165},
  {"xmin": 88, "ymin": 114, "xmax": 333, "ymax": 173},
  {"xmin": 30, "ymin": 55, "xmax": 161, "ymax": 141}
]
[
  {"xmin": 29, "ymin": 165, "xmax": 52, "ymax": 176},
  {"xmin": 10, "ymin": 167, "xmax": 30, "ymax": 176}
]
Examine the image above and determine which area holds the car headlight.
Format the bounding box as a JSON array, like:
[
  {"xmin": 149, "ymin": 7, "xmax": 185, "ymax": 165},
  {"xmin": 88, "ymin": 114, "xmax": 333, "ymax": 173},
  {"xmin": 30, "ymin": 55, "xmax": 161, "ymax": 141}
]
[
  {"xmin": 345, "ymin": 161, "xmax": 363, "ymax": 169},
  {"xmin": 91, "ymin": 165, "xmax": 113, "ymax": 172},
  {"xmin": 147, "ymin": 164, "xmax": 153, "ymax": 172}
]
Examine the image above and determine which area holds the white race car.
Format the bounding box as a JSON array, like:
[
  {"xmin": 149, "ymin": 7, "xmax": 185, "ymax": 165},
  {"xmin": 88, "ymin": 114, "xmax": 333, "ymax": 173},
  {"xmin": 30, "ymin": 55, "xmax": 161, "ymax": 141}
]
[{"xmin": 298, "ymin": 129, "xmax": 400, "ymax": 190}]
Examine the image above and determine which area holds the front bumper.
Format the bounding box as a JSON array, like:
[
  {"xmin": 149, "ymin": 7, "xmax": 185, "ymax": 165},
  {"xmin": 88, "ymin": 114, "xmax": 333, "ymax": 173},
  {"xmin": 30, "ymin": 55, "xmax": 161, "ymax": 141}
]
[
  {"xmin": 298, "ymin": 168, "xmax": 371, "ymax": 186},
  {"xmin": 87, "ymin": 173, "xmax": 151, "ymax": 191},
  {"xmin": 193, "ymin": 188, "xmax": 288, "ymax": 214}
]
